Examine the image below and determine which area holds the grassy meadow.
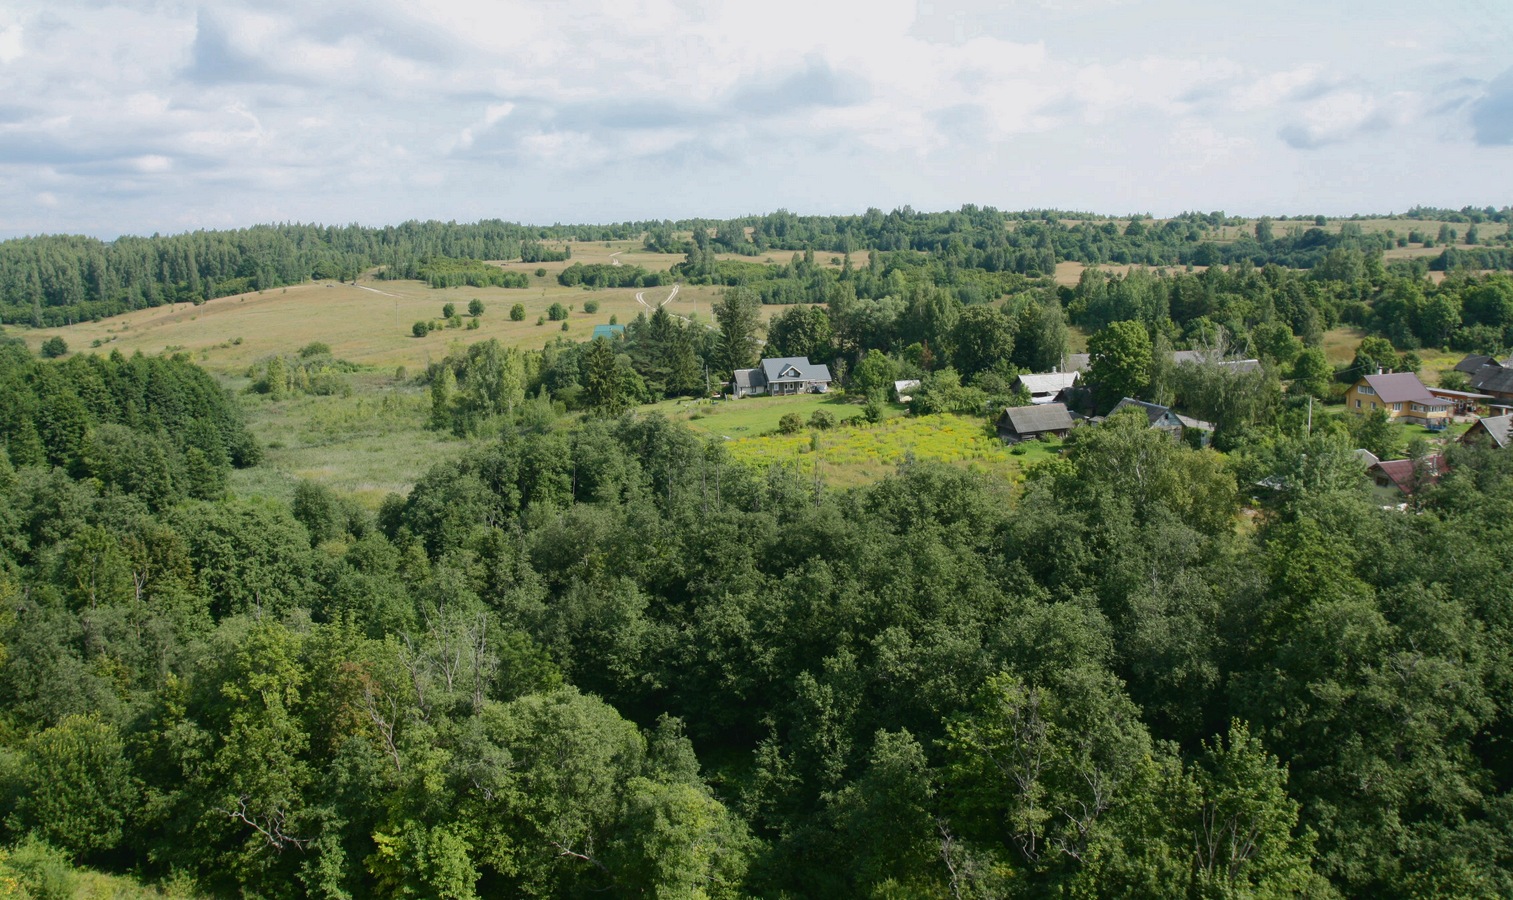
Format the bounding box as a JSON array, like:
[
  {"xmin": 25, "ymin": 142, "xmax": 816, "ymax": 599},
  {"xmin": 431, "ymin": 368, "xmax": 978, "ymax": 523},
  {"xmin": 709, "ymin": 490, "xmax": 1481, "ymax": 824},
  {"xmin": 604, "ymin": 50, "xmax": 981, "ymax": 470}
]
[
  {"xmin": 720, "ymin": 412, "xmax": 1060, "ymax": 490},
  {"xmin": 228, "ymin": 373, "xmax": 465, "ymax": 509}
]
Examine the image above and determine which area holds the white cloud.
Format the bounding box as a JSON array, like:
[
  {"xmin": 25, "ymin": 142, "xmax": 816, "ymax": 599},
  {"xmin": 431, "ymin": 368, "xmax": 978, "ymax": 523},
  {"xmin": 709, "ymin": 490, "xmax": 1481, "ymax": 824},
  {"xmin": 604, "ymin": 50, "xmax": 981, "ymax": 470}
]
[
  {"xmin": 0, "ymin": 0, "xmax": 1509, "ymax": 237},
  {"xmin": 0, "ymin": 24, "xmax": 22, "ymax": 64}
]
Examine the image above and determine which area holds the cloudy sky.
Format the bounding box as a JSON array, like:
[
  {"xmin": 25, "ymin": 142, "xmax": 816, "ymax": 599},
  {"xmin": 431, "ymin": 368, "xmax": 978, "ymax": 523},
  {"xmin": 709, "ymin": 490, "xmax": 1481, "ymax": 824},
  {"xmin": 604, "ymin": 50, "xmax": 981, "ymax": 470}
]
[{"xmin": 1, "ymin": 0, "xmax": 1511, "ymax": 238}]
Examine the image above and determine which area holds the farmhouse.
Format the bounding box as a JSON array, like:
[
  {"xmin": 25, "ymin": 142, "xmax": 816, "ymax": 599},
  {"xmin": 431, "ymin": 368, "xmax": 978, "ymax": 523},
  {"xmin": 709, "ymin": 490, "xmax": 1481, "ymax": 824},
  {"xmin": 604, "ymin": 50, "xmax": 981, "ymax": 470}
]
[
  {"xmin": 1172, "ymin": 350, "xmax": 1262, "ymax": 373},
  {"xmin": 732, "ymin": 357, "xmax": 833, "ymax": 398},
  {"xmin": 1013, "ymin": 371, "xmax": 1080, "ymax": 404},
  {"xmin": 997, "ymin": 402, "xmax": 1074, "ymax": 443},
  {"xmin": 1468, "ymin": 365, "xmax": 1513, "ymax": 407},
  {"xmin": 1107, "ymin": 397, "xmax": 1214, "ymax": 444},
  {"xmin": 1344, "ymin": 372, "xmax": 1453, "ymax": 427},
  {"xmin": 1461, "ymin": 414, "xmax": 1512, "ymax": 449},
  {"xmin": 1368, "ymin": 454, "xmax": 1447, "ymax": 499},
  {"xmin": 1453, "ymin": 353, "xmax": 1512, "ymax": 375}
]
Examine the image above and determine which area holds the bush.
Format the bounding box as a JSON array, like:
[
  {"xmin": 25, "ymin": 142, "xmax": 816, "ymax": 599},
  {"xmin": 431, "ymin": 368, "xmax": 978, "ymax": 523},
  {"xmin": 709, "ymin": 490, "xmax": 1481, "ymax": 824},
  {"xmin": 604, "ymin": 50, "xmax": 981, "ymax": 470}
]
[
  {"xmin": 39, "ymin": 336, "xmax": 67, "ymax": 358},
  {"xmin": 442, "ymin": 302, "xmax": 456, "ymax": 318},
  {"xmin": 548, "ymin": 302, "xmax": 569, "ymax": 321},
  {"xmin": 510, "ymin": 303, "xmax": 526, "ymax": 321},
  {"xmin": 778, "ymin": 412, "xmax": 805, "ymax": 434},
  {"xmin": 468, "ymin": 298, "xmax": 485, "ymax": 317},
  {"xmin": 583, "ymin": 299, "xmax": 600, "ymax": 314},
  {"xmin": 809, "ymin": 409, "xmax": 836, "ymax": 430},
  {"xmin": 3, "ymin": 837, "xmax": 77, "ymax": 900},
  {"xmin": 412, "ymin": 321, "xmax": 429, "ymax": 338},
  {"xmin": 535, "ymin": 267, "xmax": 547, "ymax": 278},
  {"xmin": 299, "ymin": 341, "xmax": 330, "ymax": 358}
]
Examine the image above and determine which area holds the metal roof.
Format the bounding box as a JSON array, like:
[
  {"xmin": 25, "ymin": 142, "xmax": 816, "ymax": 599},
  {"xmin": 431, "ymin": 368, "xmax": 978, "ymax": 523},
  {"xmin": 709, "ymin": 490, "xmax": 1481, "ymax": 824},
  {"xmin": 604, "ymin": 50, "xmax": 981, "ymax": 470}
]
[
  {"xmin": 759, "ymin": 357, "xmax": 832, "ymax": 383},
  {"xmin": 1002, "ymin": 402, "xmax": 1074, "ymax": 435},
  {"xmin": 1361, "ymin": 372, "xmax": 1439, "ymax": 405}
]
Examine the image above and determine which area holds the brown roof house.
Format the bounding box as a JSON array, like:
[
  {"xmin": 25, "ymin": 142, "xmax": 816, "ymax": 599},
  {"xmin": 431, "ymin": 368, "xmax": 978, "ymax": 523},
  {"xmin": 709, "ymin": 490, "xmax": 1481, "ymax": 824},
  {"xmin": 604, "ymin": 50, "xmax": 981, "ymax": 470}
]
[
  {"xmin": 1367, "ymin": 453, "xmax": 1447, "ymax": 503},
  {"xmin": 997, "ymin": 402, "xmax": 1075, "ymax": 444},
  {"xmin": 1344, "ymin": 372, "xmax": 1454, "ymax": 427}
]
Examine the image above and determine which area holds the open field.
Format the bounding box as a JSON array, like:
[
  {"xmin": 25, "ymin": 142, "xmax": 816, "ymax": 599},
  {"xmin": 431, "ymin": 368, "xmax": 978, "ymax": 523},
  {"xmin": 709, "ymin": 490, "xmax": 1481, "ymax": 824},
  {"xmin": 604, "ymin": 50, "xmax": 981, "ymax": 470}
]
[
  {"xmin": 1321, "ymin": 326, "xmax": 1466, "ymax": 387},
  {"xmin": 228, "ymin": 373, "xmax": 467, "ymax": 509},
  {"xmin": 15, "ymin": 238, "xmax": 812, "ymax": 376},
  {"xmin": 18, "ymin": 277, "xmax": 732, "ymax": 377},
  {"xmin": 640, "ymin": 394, "xmax": 1049, "ymax": 490}
]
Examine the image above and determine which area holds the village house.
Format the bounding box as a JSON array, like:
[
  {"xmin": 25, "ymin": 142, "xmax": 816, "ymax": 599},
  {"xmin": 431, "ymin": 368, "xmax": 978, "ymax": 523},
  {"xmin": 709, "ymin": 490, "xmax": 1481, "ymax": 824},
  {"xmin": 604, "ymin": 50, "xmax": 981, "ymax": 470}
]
[
  {"xmin": 732, "ymin": 357, "xmax": 833, "ymax": 398},
  {"xmin": 997, "ymin": 402, "xmax": 1074, "ymax": 444},
  {"xmin": 1468, "ymin": 365, "xmax": 1513, "ymax": 410},
  {"xmin": 1460, "ymin": 414, "xmax": 1511, "ymax": 449},
  {"xmin": 1367, "ymin": 454, "xmax": 1447, "ymax": 502},
  {"xmin": 1106, "ymin": 397, "xmax": 1214, "ymax": 445},
  {"xmin": 1344, "ymin": 372, "xmax": 1454, "ymax": 427},
  {"xmin": 1013, "ymin": 371, "xmax": 1080, "ymax": 405}
]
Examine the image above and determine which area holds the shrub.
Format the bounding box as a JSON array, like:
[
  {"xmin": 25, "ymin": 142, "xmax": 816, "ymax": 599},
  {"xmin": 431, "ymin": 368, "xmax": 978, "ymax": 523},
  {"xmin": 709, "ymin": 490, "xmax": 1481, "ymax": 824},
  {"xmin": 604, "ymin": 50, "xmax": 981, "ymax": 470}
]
[
  {"xmin": 778, "ymin": 412, "xmax": 805, "ymax": 434},
  {"xmin": 548, "ymin": 302, "xmax": 569, "ymax": 321},
  {"xmin": 536, "ymin": 316, "xmax": 545, "ymax": 326},
  {"xmin": 809, "ymin": 409, "xmax": 836, "ymax": 430},
  {"xmin": 535, "ymin": 267, "xmax": 547, "ymax": 278},
  {"xmin": 412, "ymin": 321, "xmax": 429, "ymax": 338},
  {"xmin": 442, "ymin": 302, "xmax": 456, "ymax": 319},
  {"xmin": 510, "ymin": 303, "xmax": 526, "ymax": 321},
  {"xmin": 468, "ymin": 298, "xmax": 484, "ymax": 316},
  {"xmin": 561, "ymin": 320, "xmax": 570, "ymax": 331},
  {"xmin": 40, "ymin": 336, "xmax": 67, "ymax": 358},
  {"xmin": 299, "ymin": 341, "xmax": 330, "ymax": 358},
  {"xmin": 583, "ymin": 299, "xmax": 600, "ymax": 314}
]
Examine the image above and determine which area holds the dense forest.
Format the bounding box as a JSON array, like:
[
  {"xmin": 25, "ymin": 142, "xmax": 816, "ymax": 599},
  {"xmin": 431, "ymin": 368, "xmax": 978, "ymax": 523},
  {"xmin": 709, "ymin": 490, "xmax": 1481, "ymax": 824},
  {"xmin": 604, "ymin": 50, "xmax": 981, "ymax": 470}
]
[
  {"xmin": 3, "ymin": 203, "xmax": 1513, "ymax": 896},
  {"xmin": 1, "ymin": 323, "xmax": 1513, "ymax": 897}
]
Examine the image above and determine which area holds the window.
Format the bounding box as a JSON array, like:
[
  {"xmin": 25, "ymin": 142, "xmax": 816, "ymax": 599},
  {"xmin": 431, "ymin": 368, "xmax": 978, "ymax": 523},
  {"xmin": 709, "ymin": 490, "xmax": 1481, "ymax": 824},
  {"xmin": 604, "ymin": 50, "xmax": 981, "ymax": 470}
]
[
  {"xmin": 1359, "ymin": 385, "xmax": 1376, "ymax": 395},
  {"xmin": 1355, "ymin": 399, "xmax": 1361, "ymax": 408},
  {"xmin": 1392, "ymin": 403, "xmax": 1402, "ymax": 411}
]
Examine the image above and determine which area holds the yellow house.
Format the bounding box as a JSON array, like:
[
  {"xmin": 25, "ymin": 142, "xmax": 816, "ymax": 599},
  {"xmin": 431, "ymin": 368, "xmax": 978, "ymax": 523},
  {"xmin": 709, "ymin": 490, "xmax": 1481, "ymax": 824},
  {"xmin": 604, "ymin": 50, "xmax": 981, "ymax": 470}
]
[{"xmin": 1345, "ymin": 372, "xmax": 1453, "ymax": 427}]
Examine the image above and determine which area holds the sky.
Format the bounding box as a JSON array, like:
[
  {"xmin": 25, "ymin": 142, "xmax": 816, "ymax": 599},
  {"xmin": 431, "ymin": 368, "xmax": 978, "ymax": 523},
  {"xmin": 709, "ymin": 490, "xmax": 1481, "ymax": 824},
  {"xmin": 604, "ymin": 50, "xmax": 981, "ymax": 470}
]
[{"xmin": 1, "ymin": 0, "xmax": 1511, "ymax": 239}]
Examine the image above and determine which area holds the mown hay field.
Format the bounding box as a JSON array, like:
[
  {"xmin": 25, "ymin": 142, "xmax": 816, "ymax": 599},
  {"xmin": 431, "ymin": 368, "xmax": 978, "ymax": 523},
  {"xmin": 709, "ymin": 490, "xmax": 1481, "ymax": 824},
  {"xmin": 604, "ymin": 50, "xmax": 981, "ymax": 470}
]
[{"xmin": 19, "ymin": 238, "xmax": 802, "ymax": 377}]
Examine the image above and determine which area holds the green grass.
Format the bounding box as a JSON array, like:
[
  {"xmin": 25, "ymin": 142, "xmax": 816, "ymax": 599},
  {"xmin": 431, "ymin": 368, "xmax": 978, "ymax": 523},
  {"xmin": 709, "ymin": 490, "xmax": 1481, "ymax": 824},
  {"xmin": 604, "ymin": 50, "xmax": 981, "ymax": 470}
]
[
  {"xmin": 230, "ymin": 372, "xmax": 467, "ymax": 509},
  {"xmin": 720, "ymin": 412, "xmax": 1061, "ymax": 490},
  {"xmin": 645, "ymin": 392, "xmax": 902, "ymax": 438}
]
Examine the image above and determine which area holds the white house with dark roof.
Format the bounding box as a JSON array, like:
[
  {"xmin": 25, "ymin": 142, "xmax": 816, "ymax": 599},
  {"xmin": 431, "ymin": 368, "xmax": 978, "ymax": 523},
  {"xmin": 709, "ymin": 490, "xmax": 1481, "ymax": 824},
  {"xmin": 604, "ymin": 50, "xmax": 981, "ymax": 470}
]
[{"xmin": 732, "ymin": 357, "xmax": 833, "ymax": 398}]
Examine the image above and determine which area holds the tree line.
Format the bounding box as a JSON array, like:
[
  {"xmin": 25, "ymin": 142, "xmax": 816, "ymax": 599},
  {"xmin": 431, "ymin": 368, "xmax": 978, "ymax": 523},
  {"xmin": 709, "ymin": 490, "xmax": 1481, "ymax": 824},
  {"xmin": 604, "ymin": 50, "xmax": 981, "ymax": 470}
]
[{"xmin": 8, "ymin": 206, "xmax": 1510, "ymax": 329}]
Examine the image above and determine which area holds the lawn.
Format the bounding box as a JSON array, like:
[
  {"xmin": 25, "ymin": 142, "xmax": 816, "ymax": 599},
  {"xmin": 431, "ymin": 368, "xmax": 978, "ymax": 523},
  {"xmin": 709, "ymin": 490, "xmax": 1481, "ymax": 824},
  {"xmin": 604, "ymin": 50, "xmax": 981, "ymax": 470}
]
[
  {"xmin": 720, "ymin": 412, "xmax": 1061, "ymax": 490},
  {"xmin": 645, "ymin": 393, "xmax": 894, "ymax": 438}
]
